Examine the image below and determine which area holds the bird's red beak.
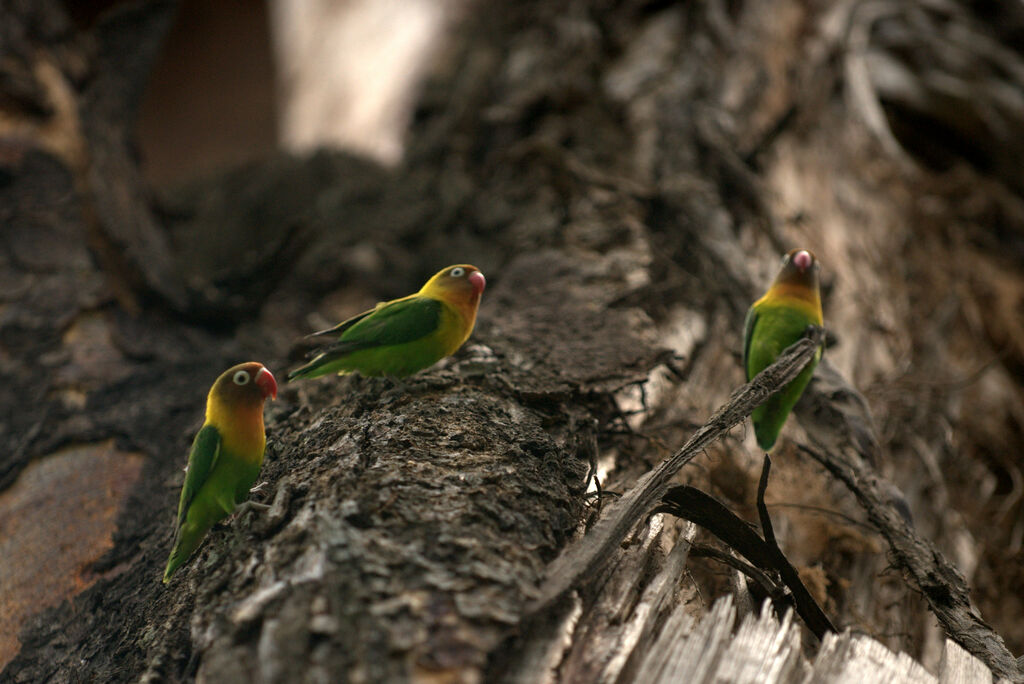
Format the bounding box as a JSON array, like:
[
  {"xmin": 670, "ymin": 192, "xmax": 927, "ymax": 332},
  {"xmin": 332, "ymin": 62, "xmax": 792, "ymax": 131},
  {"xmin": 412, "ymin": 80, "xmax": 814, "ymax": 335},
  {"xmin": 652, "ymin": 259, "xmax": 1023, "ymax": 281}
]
[
  {"xmin": 255, "ymin": 367, "xmax": 278, "ymax": 400},
  {"xmin": 792, "ymin": 250, "xmax": 812, "ymax": 272},
  {"xmin": 469, "ymin": 270, "xmax": 486, "ymax": 295}
]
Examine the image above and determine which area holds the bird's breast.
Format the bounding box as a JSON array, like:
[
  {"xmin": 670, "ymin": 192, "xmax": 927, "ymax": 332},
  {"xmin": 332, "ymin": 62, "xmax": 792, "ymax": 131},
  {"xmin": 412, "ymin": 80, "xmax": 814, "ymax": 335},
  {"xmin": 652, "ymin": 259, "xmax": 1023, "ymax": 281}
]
[{"xmin": 208, "ymin": 405, "xmax": 266, "ymax": 464}]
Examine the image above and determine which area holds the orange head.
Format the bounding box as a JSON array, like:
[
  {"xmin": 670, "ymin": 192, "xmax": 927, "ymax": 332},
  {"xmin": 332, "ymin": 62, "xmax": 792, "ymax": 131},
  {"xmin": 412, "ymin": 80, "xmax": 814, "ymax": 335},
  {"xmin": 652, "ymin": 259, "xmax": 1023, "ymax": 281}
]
[
  {"xmin": 772, "ymin": 249, "xmax": 820, "ymax": 292},
  {"xmin": 760, "ymin": 249, "xmax": 823, "ymax": 323},
  {"xmin": 419, "ymin": 264, "xmax": 486, "ymax": 309},
  {"xmin": 209, "ymin": 362, "xmax": 278, "ymax": 411}
]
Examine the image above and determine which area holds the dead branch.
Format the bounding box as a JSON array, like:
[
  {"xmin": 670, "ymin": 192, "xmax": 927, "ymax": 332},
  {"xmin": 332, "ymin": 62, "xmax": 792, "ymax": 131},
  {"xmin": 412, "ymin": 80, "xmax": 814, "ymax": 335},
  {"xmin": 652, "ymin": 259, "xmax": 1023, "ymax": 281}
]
[
  {"xmin": 655, "ymin": 455, "xmax": 836, "ymax": 641},
  {"xmin": 796, "ymin": 361, "xmax": 1024, "ymax": 682},
  {"xmin": 527, "ymin": 327, "xmax": 825, "ymax": 616}
]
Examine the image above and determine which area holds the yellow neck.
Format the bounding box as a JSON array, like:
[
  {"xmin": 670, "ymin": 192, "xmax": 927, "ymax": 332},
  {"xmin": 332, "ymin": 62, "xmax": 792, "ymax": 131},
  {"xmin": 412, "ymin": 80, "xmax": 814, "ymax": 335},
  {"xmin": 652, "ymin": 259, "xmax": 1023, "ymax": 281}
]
[
  {"xmin": 756, "ymin": 284, "xmax": 823, "ymax": 324},
  {"xmin": 206, "ymin": 395, "xmax": 266, "ymax": 460},
  {"xmin": 422, "ymin": 290, "xmax": 480, "ymax": 341},
  {"xmin": 450, "ymin": 296, "xmax": 480, "ymax": 336}
]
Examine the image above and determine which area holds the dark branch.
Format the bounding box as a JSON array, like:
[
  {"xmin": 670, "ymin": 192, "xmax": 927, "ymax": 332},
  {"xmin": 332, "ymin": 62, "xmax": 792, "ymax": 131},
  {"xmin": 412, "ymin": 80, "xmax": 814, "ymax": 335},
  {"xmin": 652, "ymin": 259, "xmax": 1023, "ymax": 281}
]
[
  {"xmin": 796, "ymin": 362, "xmax": 1024, "ymax": 682},
  {"xmin": 526, "ymin": 327, "xmax": 826, "ymax": 615},
  {"xmin": 755, "ymin": 456, "xmax": 779, "ymax": 549},
  {"xmin": 688, "ymin": 544, "xmax": 790, "ymax": 610},
  {"xmin": 754, "ymin": 455, "xmax": 835, "ymax": 639},
  {"xmin": 654, "ymin": 458, "xmax": 835, "ymax": 641}
]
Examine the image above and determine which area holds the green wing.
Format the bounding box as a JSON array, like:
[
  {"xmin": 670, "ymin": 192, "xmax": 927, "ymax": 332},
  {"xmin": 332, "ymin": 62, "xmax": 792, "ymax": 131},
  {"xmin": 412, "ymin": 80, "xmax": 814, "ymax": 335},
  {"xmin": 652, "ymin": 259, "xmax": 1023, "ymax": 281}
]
[
  {"xmin": 318, "ymin": 296, "xmax": 442, "ymax": 356},
  {"xmin": 305, "ymin": 307, "xmax": 378, "ymax": 339},
  {"xmin": 742, "ymin": 306, "xmax": 758, "ymax": 381},
  {"xmin": 176, "ymin": 424, "xmax": 222, "ymax": 526}
]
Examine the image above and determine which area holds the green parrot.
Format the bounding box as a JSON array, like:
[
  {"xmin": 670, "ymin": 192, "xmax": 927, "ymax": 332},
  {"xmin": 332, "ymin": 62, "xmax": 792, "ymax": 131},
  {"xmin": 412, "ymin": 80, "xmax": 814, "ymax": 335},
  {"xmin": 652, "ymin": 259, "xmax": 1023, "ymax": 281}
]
[
  {"xmin": 288, "ymin": 264, "xmax": 486, "ymax": 381},
  {"xmin": 743, "ymin": 248, "xmax": 823, "ymax": 451},
  {"xmin": 163, "ymin": 362, "xmax": 277, "ymax": 582}
]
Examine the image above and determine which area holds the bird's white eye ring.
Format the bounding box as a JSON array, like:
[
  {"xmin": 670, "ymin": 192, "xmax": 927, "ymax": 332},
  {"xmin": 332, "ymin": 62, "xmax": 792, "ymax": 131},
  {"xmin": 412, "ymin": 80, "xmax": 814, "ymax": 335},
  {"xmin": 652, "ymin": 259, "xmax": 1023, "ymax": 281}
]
[
  {"xmin": 233, "ymin": 370, "xmax": 251, "ymax": 385},
  {"xmin": 450, "ymin": 267, "xmax": 465, "ymax": 278}
]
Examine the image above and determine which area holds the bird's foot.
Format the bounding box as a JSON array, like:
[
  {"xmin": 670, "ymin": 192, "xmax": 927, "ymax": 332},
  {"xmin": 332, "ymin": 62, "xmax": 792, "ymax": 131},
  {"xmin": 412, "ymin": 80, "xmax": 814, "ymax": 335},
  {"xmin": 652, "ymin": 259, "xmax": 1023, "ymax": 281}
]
[
  {"xmin": 241, "ymin": 479, "xmax": 294, "ymax": 533},
  {"xmin": 418, "ymin": 375, "xmax": 459, "ymax": 391},
  {"xmin": 801, "ymin": 324, "xmax": 829, "ymax": 351},
  {"xmin": 234, "ymin": 500, "xmax": 271, "ymax": 518},
  {"xmin": 383, "ymin": 375, "xmax": 409, "ymax": 392}
]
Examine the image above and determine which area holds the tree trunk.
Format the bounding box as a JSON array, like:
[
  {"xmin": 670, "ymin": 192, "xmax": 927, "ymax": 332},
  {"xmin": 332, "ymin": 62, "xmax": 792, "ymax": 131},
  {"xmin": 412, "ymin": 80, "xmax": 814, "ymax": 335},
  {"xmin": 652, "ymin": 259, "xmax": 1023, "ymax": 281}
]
[{"xmin": 3, "ymin": 0, "xmax": 1024, "ymax": 682}]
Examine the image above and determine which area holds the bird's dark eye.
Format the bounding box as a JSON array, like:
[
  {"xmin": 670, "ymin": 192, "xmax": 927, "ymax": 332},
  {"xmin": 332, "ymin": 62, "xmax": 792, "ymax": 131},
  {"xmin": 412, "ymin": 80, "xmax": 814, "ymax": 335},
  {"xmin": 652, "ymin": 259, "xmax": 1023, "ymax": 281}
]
[
  {"xmin": 450, "ymin": 267, "xmax": 466, "ymax": 278},
  {"xmin": 233, "ymin": 370, "xmax": 251, "ymax": 385}
]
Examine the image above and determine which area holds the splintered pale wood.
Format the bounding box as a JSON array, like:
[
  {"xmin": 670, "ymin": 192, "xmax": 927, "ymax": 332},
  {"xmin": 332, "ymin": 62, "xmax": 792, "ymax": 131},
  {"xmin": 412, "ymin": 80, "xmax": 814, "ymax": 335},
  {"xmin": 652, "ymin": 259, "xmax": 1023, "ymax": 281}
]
[
  {"xmin": 810, "ymin": 632, "xmax": 935, "ymax": 684},
  {"xmin": 632, "ymin": 595, "xmax": 736, "ymax": 683},
  {"xmin": 605, "ymin": 525, "xmax": 697, "ymax": 684},
  {"xmin": 714, "ymin": 604, "xmax": 806, "ymax": 684},
  {"xmin": 505, "ymin": 521, "xmax": 697, "ymax": 684},
  {"xmin": 563, "ymin": 521, "xmax": 697, "ymax": 684},
  {"xmin": 556, "ymin": 517, "xmax": 673, "ymax": 683},
  {"xmin": 938, "ymin": 640, "xmax": 996, "ymax": 684},
  {"xmin": 528, "ymin": 332, "xmax": 825, "ymax": 616},
  {"xmin": 628, "ymin": 596, "xmax": 997, "ymax": 684},
  {"xmin": 631, "ymin": 597, "xmax": 809, "ymax": 684}
]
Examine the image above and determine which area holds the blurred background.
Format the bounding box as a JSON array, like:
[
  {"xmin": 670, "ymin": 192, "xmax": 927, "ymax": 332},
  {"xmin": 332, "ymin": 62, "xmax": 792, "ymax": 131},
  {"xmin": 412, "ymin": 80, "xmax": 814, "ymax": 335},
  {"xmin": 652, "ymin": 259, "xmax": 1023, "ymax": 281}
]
[{"xmin": 72, "ymin": 0, "xmax": 456, "ymax": 186}]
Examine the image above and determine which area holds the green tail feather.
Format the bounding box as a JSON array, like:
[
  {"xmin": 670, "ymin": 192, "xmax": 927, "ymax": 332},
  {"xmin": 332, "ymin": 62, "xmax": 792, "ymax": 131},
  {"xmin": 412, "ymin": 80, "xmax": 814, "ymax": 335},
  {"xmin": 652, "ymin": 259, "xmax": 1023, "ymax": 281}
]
[
  {"xmin": 162, "ymin": 521, "xmax": 211, "ymax": 583},
  {"xmin": 286, "ymin": 357, "xmax": 327, "ymax": 381}
]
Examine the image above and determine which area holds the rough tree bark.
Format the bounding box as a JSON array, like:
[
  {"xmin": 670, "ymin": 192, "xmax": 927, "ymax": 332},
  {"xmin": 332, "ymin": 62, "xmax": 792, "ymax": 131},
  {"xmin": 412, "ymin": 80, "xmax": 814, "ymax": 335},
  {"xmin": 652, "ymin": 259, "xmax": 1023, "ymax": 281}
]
[{"xmin": 3, "ymin": 0, "xmax": 1024, "ymax": 682}]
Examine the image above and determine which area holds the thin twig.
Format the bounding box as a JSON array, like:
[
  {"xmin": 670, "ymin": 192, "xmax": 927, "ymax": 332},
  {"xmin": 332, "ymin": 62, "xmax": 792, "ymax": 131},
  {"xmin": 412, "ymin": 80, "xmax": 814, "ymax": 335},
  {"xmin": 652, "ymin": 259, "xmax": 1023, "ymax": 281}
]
[
  {"xmin": 762, "ymin": 501, "xmax": 876, "ymax": 533},
  {"xmin": 754, "ymin": 455, "xmax": 836, "ymax": 639},
  {"xmin": 688, "ymin": 543, "xmax": 788, "ymax": 607},
  {"xmin": 756, "ymin": 455, "xmax": 779, "ymax": 550}
]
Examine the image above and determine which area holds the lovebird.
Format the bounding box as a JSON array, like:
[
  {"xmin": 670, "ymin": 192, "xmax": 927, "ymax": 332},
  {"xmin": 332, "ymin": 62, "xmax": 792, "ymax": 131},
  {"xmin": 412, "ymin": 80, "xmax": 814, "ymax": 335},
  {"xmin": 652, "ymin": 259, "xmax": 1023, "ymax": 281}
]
[
  {"xmin": 163, "ymin": 362, "xmax": 278, "ymax": 582},
  {"xmin": 743, "ymin": 248, "xmax": 823, "ymax": 451},
  {"xmin": 288, "ymin": 264, "xmax": 486, "ymax": 381}
]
